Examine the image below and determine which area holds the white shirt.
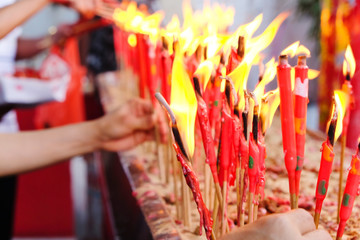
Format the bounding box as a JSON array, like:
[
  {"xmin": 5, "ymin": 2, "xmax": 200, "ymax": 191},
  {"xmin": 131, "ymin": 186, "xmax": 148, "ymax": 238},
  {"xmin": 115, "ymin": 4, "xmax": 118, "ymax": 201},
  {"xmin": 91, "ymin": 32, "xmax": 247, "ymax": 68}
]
[{"xmin": 0, "ymin": 0, "xmax": 21, "ymax": 133}]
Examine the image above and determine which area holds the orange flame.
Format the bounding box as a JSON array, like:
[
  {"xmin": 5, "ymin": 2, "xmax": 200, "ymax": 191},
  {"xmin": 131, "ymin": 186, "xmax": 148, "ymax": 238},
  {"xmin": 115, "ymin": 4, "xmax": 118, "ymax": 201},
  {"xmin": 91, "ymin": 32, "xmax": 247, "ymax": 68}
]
[
  {"xmin": 170, "ymin": 48, "xmax": 197, "ymax": 158},
  {"xmin": 260, "ymin": 89, "xmax": 280, "ymax": 133},
  {"xmin": 343, "ymin": 45, "xmax": 356, "ymax": 78}
]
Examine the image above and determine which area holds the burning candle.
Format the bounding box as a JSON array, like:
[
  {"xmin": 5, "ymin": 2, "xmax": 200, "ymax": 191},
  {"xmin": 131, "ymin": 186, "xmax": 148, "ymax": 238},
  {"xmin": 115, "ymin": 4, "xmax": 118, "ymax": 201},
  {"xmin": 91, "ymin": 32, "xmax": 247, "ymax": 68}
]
[
  {"xmin": 336, "ymin": 140, "xmax": 360, "ymax": 240},
  {"xmin": 294, "ymin": 55, "xmax": 309, "ymax": 206},
  {"xmin": 314, "ymin": 90, "xmax": 347, "ymax": 228},
  {"xmin": 338, "ymin": 45, "xmax": 355, "ymax": 221},
  {"xmin": 192, "ymin": 75, "xmax": 223, "ymax": 210},
  {"xmin": 155, "ymin": 92, "xmax": 214, "ymax": 240},
  {"xmin": 277, "ymin": 55, "xmax": 297, "ymax": 208}
]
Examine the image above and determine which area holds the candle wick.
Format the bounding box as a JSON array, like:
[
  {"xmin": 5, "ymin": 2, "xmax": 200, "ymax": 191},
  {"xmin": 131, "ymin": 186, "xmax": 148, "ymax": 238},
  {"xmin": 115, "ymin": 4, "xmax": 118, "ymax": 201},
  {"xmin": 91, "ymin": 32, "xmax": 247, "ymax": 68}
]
[
  {"xmin": 220, "ymin": 76, "xmax": 238, "ymax": 106},
  {"xmin": 155, "ymin": 92, "xmax": 176, "ymax": 125}
]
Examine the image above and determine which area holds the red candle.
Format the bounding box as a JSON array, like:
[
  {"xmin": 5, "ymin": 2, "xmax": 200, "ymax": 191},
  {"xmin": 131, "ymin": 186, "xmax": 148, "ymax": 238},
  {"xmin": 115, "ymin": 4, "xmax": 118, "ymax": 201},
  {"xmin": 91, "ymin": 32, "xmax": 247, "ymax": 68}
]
[
  {"xmin": 193, "ymin": 77, "xmax": 219, "ymax": 183},
  {"xmin": 248, "ymin": 132, "xmax": 259, "ymax": 195},
  {"xmin": 337, "ymin": 142, "xmax": 360, "ymax": 240},
  {"xmin": 160, "ymin": 38, "xmax": 172, "ymax": 102},
  {"xmin": 173, "ymin": 143, "xmax": 213, "ymax": 240},
  {"xmin": 277, "ymin": 55, "xmax": 297, "ymax": 208},
  {"xmin": 219, "ymin": 97, "xmax": 234, "ymax": 186},
  {"xmin": 294, "ymin": 55, "xmax": 309, "ymax": 202},
  {"xmin": 136, "ymin": 33, "xmax": 149, "ymax": 99},
  {"xmin": 256, "ymin": 131, "xmax": 266, "ymax": 201},
  {"xmin": 314, "ymin": 113, "xmax": 337, "ymax": 228}
]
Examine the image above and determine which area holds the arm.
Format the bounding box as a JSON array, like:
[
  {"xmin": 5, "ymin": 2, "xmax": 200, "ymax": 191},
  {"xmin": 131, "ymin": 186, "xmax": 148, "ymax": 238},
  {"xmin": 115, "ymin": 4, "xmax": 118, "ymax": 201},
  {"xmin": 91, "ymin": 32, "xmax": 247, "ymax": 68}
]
[
  {"xmin": 0, "ymin": 0, "xmax": 100, "ymax": 40},
  {"xmin": 16, "ymin": 37, "xmax": 50, "ymax": 60},
  {"xmin": 16, "ymin": 25, "xmax": 72, "ymax": 60},
  {"xmin": 0, "ymin": 98, "xmax": 167, "ymax": 176},
  {"xmin": 0, "ymin": 0, "xmax": 50, "ymax": 39}
]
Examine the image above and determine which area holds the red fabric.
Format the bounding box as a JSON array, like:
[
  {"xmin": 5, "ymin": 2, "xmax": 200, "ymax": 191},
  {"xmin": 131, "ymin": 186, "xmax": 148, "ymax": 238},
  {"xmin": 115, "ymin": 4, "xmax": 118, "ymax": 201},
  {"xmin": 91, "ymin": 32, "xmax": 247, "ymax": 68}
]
[{"xmin": 13, "ymin": 38, "xmax": 85, "ymax": 237}]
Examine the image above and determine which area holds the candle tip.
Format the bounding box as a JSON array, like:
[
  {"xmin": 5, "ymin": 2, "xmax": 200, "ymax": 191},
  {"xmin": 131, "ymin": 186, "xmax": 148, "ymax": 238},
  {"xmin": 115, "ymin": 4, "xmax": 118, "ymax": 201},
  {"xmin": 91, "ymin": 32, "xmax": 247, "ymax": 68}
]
[
  {"xmin": 279, "ymin": 55, "xmax": 288, "ymax": 64},
  {"xmin": 297, "ymin": 55, "xmax": 307, "ymax": 66}
]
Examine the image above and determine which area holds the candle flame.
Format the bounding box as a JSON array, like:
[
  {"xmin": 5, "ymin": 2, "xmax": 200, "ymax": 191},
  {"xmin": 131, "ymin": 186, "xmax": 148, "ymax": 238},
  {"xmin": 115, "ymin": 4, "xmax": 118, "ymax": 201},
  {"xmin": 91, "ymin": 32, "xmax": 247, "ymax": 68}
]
[
  {"xmin": 248, "ymin": 12, "xmax": 289, "ymax": 54},
  {"xmin": 228, "ymin": 12, "xmax": 288, "ymax": 93},
  {"xmin": 343, "ymin": 45, "xmax": 356, "ymax": 78},
  {"xmin": 308, "ymin": 69, "xmax": 320, "ymax": 79},
  {"xmin": 170, "ymin": 48, "xmax": 197, "ymax": 158},
  {"xmin": 194, "ymin": 60, "xmax": 215, "ymax": 91},
  {"xmin": 253, "ymin": 58, "xmax": 277, "ymax": 109},
  {"xmin": 260, "ymin": 89, "xmax": 280, "ymax": 133},
  {"xmin": 280, "ymin": 41, "xmax": 311, "ymax": 57},
  {"xmin": 128, "ymin": 33, "xmax": 137, "ymax": 47},
  {"xmin": 332, "ymin": 90, "xmax": 349, "ymax": 142}
]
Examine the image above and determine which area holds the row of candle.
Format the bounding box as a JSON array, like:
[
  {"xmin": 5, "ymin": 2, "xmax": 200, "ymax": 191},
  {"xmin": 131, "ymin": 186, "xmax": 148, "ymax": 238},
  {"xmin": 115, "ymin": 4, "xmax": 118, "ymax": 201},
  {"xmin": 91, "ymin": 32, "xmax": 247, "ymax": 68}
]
[{"xmin": 103, "ymin": 2, "xmax": 359, "ymax": 239}]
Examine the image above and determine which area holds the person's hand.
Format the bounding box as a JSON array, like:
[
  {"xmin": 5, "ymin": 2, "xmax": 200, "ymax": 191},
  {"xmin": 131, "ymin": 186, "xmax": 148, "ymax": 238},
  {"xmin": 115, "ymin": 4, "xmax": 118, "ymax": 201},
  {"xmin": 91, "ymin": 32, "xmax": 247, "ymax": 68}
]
[
  {"xmin": 95, "ymin": 98, "xmax": 168, "ymax": 152},
  {"xmin": 50, "ymin": 24, "xmax": 72, "ymax": 46},
  {"xmin": 221, "ymin": 209, "xmax": 332, "ymax": 240}
]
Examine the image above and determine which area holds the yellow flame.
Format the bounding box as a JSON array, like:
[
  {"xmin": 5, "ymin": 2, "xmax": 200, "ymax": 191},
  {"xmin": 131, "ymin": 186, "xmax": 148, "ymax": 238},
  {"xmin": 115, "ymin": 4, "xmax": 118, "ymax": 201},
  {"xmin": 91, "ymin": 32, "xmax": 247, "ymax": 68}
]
[
  {"xmin": 281, "ymin": 41, "xmax": 300, "ymax": 57},
  {"xmin": 179, "ymin": 28, "xmax": 195, "ymax": 53},
  {"xmin": 260, "ymin": 89, "xmax": 280, "ymax": 133},
  {"xmin": 308, "ymin": 69, "xmax": 320, "ymax": 79},
  {"xmin": 247, "ymin": 12, "xmax": 289, "ymax": 54},
  {"xmin": 224, "ymin": 14, "xmax": 263, "ymax": 52},
  {"xmin": 297, "ymin": 45, "xmax": 311, "ymax": 57},
  {"xmin": 333, "ymin": 90, "xmax": 348, "ymax": 142},
  {"xmin": 165, "ymin": 15, "xmax": 181, "ymax": 33},
  {"xmin": 280, "ymin": 42, "xmax": 311, "ymax": 57},
  {"xmin": 343, "ymin": 45, "xmax": 356, "ymax": 78},
  {"xmin": 170, "ymin": 49, "xmax": 197, "ymax": 158},
  {"xmin": 227, "ymin": 12, "xmax": 288, "ymax": 93},
  {"xmin": 194, "ymin": 60, "xmax": 214, "ymax": 91},
  {"xmin": 128, "ymin": 33, "xmax": 137, "ymax": 47},
  {"xmin": 253, "ymin": 58, "xmax": 277, "ymax": 108}
]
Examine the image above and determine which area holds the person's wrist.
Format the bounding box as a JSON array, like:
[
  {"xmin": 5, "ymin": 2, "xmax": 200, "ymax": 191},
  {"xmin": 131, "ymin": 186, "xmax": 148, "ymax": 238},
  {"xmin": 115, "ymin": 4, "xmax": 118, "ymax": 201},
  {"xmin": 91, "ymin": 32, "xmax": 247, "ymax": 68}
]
[{"xmin": 88, "ymin": 119, "xmax": 105, "ymax": 151}]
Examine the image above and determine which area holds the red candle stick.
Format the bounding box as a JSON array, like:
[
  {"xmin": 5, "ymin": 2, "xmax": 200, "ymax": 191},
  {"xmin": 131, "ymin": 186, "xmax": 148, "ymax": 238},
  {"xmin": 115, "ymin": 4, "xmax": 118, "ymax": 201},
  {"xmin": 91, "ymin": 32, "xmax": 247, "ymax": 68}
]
[
  {"xmin": 254, "ymin": 128, "xmax": 266, "ymax": 220},
  {"xmin": 248, "ymin": 102, "xmax": 260, "ymax": 223},
  {"xmin": 314, "ymin": 102, "xmax": 338, "ymax": 228},
  {"xmin": 192, "ymin": 76, "xmax": 223, "ymax": 210},
  {"xmin": 155, "ymin": 92, "xmax": 214, "ymax": 240},
  {"xmin": 219, "ymin": 84, "xmax": 234, "ymax": 234},
  {"xmin": 136, "ymin": 33, "xmax": 149, "ymax": 99},
  {"xmin": 226, "ymin": 36, "xmax": 245, "ymax": 74},
  {"xmin": 160, "ymin": 37, "xmax": 172, "ymax": 102},
  {"xmin": 238, "ymin": 99, "xmax": 249, "ymax": 226},
  {"xmin": 336, "ymin": 141, "xmax": 360, "ymax": 240},
  {"xmin": 277, "ymin": 55, "xmax": 297, "ymax": 208},
  {"xmin": 294, "ymin": 55, "xmax": 309, "ymax": 206}
]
